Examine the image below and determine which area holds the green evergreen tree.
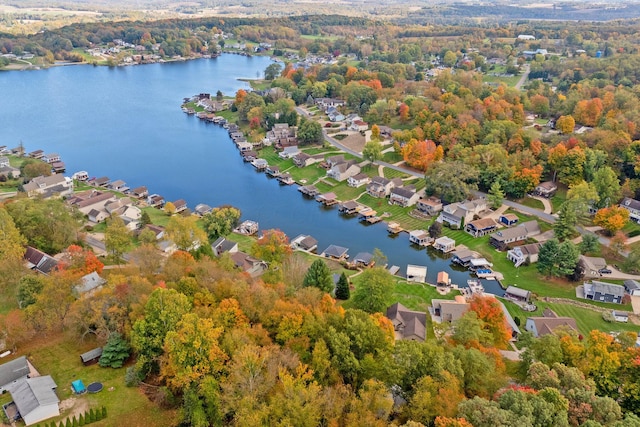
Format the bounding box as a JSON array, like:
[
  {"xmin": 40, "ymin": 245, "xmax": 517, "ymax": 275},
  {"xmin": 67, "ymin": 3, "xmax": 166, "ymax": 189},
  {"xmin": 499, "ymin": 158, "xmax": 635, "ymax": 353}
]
[
  {"xmin": 89, "ymin": 409, "xmax": 95, "ymax": 423},
  {"xmin": 72, "ymin": 416, "xmax": 78, "ymax": 427},
  {"xmin": 66, "ymin": 418, "xmax": 72, "ymax": 427},
  {"xmin": 59, "ymin": 421, "xmax": 64, "ymax": 427},
  {"xmin": 335, "ymin": 272, "xmax": 350, "ymax": 300},
  {"xmin": 553, "ymin": 202, "xmax": 577, "ymax": 241},
  {"xmin": 78, "ymin": 413, "xmax": 84, "ymax": 426},
  {"xmin": 302, "ymin": 259, "xmax": 334, "ymax": 293},
  {"xmin": 101, "ymin": 407, "xmax": 107, "ymax": 419},
  {"xmin": 488, "ymin": 180, "xmax": 505, "ymax": 210},
  {"xmin": 99, "ymin": 332, "xmax": 131, "ymax": 368}
]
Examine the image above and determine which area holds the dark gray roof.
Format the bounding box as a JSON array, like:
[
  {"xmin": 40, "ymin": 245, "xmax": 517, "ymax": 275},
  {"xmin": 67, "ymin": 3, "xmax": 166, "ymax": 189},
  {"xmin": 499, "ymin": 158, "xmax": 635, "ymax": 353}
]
[
  {"xmin": 80, "ymin": 347, "xmax": 103, "ymax": 363},
  {"xmin": 386, "ymin": 302, "xmax": 427, "ymax": 341},
  {"xmin": 7, "ymin": 376, "xmax": 59, "ymax": 419},
  {"xmin": 299, "ymin": 236, "xmax": 318, "ymax": 250},
  {"xmin": 621, "ymin": 197, "xmax": 640, "ymax": 211},
  {"xmin": 75, "ymin": 272, "xmax": 106, "ymax": 294},
  {"xmin": 353, "ymin": 252, "xmax": 373, "ymax": 264},
  {"xmin": 212, "ymin": 237, "xmax": 237, "ymax": 255},
  {"xmin": 624, "ymin": 280, "xmax": 640, "ymax": 291},
  {"xmin": 323, "ymin": 244, "xmax": 348, "ymax": 258},
  {"xmin": 505, "ymin": 286, "xmax": 531, "ymax": 299},
  {"xmin": 391, "ymin": 187, "xmax": 416, "ymax": 199},
  {"xmin": 0, "ymin": 356, "xmax": 29, "ymax": 389}
]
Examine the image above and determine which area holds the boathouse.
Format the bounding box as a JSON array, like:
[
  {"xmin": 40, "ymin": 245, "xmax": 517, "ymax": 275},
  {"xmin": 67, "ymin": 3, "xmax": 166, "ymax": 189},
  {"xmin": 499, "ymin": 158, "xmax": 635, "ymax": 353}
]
[
  {"xmin": 409, "ymin": 230, "xmax": 431, "ymax": 247},
  {"xmin": 433, "ymin": 236, "xmax": 455, "ymax": 253},
  {"xmin": 322, "ymin": 245, "xmax": 349, "ymax": 260},
  {"xmin": 406, "ymin": 265, "xmax": 427, "ymax": 283}
]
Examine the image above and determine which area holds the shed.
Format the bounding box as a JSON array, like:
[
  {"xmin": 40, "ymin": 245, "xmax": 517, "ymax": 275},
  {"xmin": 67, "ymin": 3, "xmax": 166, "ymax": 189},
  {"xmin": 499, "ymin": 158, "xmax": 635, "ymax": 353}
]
[
  {"xmin": 505, "ymin": 286, "xmax": 531, "ymax": 302},
  {"xmin": 406, "ymin": 265, "xmax": 427, "ymax": 283},
  {"xmin": 80, "ymin": 348, "xmax": 103, "ymax": 366}
]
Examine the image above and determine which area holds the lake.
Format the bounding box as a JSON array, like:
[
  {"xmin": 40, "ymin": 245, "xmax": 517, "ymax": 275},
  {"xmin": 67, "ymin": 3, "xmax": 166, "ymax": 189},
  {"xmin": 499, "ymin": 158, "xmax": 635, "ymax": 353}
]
[{"xmin": 0, "ymin": 55, "xmax": 503, "ymax": 294}]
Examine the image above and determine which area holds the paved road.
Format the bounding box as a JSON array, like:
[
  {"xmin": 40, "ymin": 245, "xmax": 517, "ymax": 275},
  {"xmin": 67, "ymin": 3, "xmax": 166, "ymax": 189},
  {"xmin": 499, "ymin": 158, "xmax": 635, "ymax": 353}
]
[{"xmin": 515, "ymin": 63, "xmax": 530, "ymax": 90}]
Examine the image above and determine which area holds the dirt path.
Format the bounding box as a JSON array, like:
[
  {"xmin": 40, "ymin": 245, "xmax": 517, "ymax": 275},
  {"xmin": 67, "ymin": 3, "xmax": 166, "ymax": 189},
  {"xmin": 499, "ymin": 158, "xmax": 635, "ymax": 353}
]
[{"xmin": 59, "ymin": 395, "xmax": 91, "ymax": 422}]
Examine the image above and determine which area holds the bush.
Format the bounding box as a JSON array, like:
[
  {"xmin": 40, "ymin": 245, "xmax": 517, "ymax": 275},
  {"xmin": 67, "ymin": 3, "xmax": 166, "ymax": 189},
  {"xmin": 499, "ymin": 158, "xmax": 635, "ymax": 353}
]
[
  {"xmin": 602, "ymin": 311, "xmax": 615, "ymax": 323},
  {"xmin": 125, "ymin": 366, "xmax": 142, "ymax": 387}
]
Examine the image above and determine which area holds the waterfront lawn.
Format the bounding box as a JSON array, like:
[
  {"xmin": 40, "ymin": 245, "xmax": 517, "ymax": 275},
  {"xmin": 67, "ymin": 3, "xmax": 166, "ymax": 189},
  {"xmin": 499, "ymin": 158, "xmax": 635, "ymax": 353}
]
[
  {"xmin": 142, "ymin": 206, "xmax": 171, "ymax": 227},
  {"xmin": 393, "ymin": 282, "xmax": 459, "ymax": 312},
  {"xmin": 214, "ymin": 109, "xmax": 239, "ymax": 123},
  {"xmin": 21, "ymin": 333, "xmax": 178, "ymax": 427},
  {"xmin": 405, "ymin": 178, "xmax": 426, "ymax": 191},
  {"xmin": 315, "ymin": 179, "xmax": 366, "ymax": 201},
  {"xmin": 258, "ymin": 147, "xmax": 294, "ymax": 170},
  {"xmin": 357, "ymin": 194, "xmax": 431, "ymax": 230},
  {"xmin": 8, "ymin": 154, "xmax": 27, "ymax": 168},
  {"xmin": 287, "ymin": 165, "xmax": 326, "ymax": 184}
]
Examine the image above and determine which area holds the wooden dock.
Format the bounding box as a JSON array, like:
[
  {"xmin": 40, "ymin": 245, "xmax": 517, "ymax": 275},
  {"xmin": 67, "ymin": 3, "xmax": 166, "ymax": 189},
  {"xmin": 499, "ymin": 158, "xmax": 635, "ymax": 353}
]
[{"xmin": 387, "ymin": 222, "xmax": 403, "ymax": 234}]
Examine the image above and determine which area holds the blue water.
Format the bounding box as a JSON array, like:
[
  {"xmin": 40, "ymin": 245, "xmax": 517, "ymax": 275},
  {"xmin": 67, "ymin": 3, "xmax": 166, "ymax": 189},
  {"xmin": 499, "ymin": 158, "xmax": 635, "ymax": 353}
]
[{"xmin": 0, "ymin": 56, "xmax": 504, "ymax": 294}]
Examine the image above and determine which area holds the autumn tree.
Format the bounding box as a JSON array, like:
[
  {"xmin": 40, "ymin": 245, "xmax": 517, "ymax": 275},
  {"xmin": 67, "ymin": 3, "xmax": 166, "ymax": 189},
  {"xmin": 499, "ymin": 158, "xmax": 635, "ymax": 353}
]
[
  {"xmin": 251, "ymin": 229, "xmax": 291, "ymax": 264},
  {"xmin": 166, "ymin": 215, "xmax": 208, "ymax": 252},
  {"xmin": 469, "ymin": 295, "xmax": 511, "ymax": 349},
  {"xmin": 402, "ymin": 139, "xmax": 443, "ymax": 172},
  {"xmin": 592, "ymin": 166, "xmax": 621, "ymax": 209},
  {"xmin": 594, "ymin": 206, "xmax": 629, "ymax": 235},
  {"xmin": 104, "ymin": 216, "xmax": 131, "ymax": 264},
  {"xmin": 556, "ymin": 115, "xmax": 575, "ymax": 134},
  {"xmin": 335, "ymin": 272, "xmax": 350, "ymax": 300},
  {"xmin": 21, "ymin": 159, "xmax": 51, "ymax": 179},
  {"xmin": 202, "ymin": 205, "xmax": 241, "ymax": 242},
  {"xmin": 302, "ymin": 259, "xmax": 334, "ymax": 293},
  {"xmin": 352, "ymin": 267, "xmax": 394, "ymax": 313},
  {"xmin": 0, "ymin": 206, "xmax": 26, "ymax": 263},
  {"xmin": 362, "ymin": 139, "xmax": 383, "ymax": 165},
  {"xmin": 61, "ymin": 245, "xmax": 103, "ymax": 275}
]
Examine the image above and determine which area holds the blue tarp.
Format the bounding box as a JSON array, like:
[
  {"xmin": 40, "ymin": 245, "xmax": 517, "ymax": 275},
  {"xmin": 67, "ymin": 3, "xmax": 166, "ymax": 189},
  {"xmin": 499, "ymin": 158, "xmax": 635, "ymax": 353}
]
[{"xmin": 72, "ymin": 379, "xmax": 86, "ymax": 394}]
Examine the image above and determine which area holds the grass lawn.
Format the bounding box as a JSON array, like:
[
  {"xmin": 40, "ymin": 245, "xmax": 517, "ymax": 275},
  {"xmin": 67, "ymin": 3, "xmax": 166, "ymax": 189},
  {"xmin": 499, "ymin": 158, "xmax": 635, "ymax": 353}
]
[
  {"xmin": 315, "ymin": 179, "xmax": 366, "ymax": 201},
  {"xmin": 383, "ymin": 167, "xmax": 410, "ymax": 179},
  {"xmin": 302, "ymin": 146, "xmax": 335, "ymax": 155},
  {"xmin": 18, "ymin": 333, "xmax": 178, "ymax": 427},
  {"xmin": 516, "ymin": 197, "xmax": 545, "ymax": 211},
  {"xmin": 214, "ymin": 109, "xmax": 239, "ymax": 123},
  {"xmin": 141, "ymin": 207, "xmax": 170, "ymax": 227},
  {"xmin": 381, "ymin": 151, "xmax": 403, "ymax": 163},
  {"xmin": 287, "ymin": 164, "xmax": 327, "ymax": 184},
  {"xmin": 9, "ymin": 154, "xmax": 27, "ymax": 168},
  {"xmin": 357, "ymin": 194, "xmax": 431, "ymax": 230},
  {"xmin": 483, "ymin": 74, "xmax": 521, "ymax": 87},
  {"xmin": 549, "ymin": 187, "xmax": 567, "ymax": 213},
  {"xmin": 393, "ymin": 281, "xmax": 459, "ymax": 312}
]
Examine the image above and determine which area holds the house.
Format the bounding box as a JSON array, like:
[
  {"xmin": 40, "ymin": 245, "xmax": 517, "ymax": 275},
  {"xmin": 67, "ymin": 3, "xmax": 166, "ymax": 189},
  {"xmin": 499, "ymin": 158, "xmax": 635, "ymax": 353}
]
[
  {"xmin": 290, "ymin": 235, "xmax": 318, "ymax": 252},
  {"xmin": 51, "ymin": 161, "xmax": 66, "ymax": 173},
  {"xmin": 347, "ymin": 173, "xmax": 370, "ymax": 188},
  {"xmin": 409, "ymin": 230, "xmax": 431, "ymax": 247},
  {"xmin": 339, "ymin": 200, "xmax": 361, "ymax": 215},
  {"xmin": 88, "ymin": 209, "xmax": 109, "ymax": 223},
  {"xmin": 499, "ymin": 213, "xmax": 519, "ymax": 226},
  {"xmin": 194, "ymin": 203, "xmax": 212, "ymax": 216},
  {"xmin": 327, "ymin": 160, "xmax": 360, "ymax": 182},
  {"xmin": 24, "ymin": 247, "xmax": 59, "ymax": 276},
  {"xmin": 6, "ymin": 376, "xmax": 59, "ymax": 426},
  {"xmin": 431, "ymin": 296, "xmax": 470, "ymax": 323},
  {"xmin": 130, "ymin": 186, "xmax": 149, "ymax": 199},
  {"xmin": 314, "ymin": 97, "xmax": 346, "ymax": 111},
  {"xmin": 298, "ymin": 185, "xmax": 319, "ymax": 197},
  {"xmin": 326, "ymin": 155, "xmax": 346, "ymax": 168},
  {"xmin": 524, "ymin": 309, "xmax": 578, "ymax": 337},
  {"xmin": 504, "ymin": 286, "xmax": 531, "ymax": 303},
  {"xmin": 386, "ymin": 303, "xmax": 427, "ymax": 341},
  {"xmin": 293, "ymin": 152, "xmax": 315, "ymax": 168},
  {"xmin": 507, "ymin": 243, "xmax": 541, "ymax": 267},
  {"xmin": 230, "ymin": 251, "xmax": 268, "ymax": 277},
  {"xmin": 157, "ymin": 240, "xmax": 178, "ymax": 254},
  {"xmin": 451, "ymin": 248, "xmax": 481, "ymax": 267},
  {"xmin": 143, "ymin": 224, "xmax": 165, "ymax": 240},
  {"xmin": 147, "ymin": 194, "xmax": 165, "ymax": 208},
  {"xmin": 579, "ymin": 255, "xmax": 608, "ymax": 277},
  {"xmin": 517, "ymin": 34, "xmax": 536, "ymax": 40},
  {"xmin": 266, "ymin": 165, "xmax": 280, "ymax": 177},
  {"xmin": 42, "ymin": 153, "xmax": 60, "ymax": 164},
  {"xmin": 80, "ymin": 348, "xmax": 103, "ymax": 366},
  {"xmin": 582, "ymin": 280, "xmax": 625, "ymax": 304},
  {"xmin": 353, "ymin": 252, "xmax": 374, "ymax": 268},
  {"xmin": 465, "ymin": 218, "xmax": 498, "ymax": 237},
  {"xmin": 72, "ymin": 171, "xmax": 89, "ymax": 181},
  {"xmin": 317, "ymin": 192, "xmax": 339, "ymax": 206},
  {"xmin": 433, "ymin": 236, "xmax": 456, "ymax": 253},
  {"xmin": 624, "ymin": 280, "xmax": 640, "ymax": 296},
  {"xmin": 23, "ymin": 175, "xmax": 73, "ymax": 198},
  {"xmin": 416, "ymin": 197, "xmax": 443, "ymax": 216},
  {"xmin": 490, "ymin": 220, "xmax": 541, "ymax": 250},
  {"xmin": 75, "ymin": 272, "xmax": 107, "ymax": 296},
  {"xmin": 0, "ymin": 357, "xmax": 30, "ymax": 393},
  {"xmin": 28, "ymin": 150, "xmax": 44, "ymax": 159},
  {"xmin": 613, "ymin": 310, "xmax": 629, "ymax": 323},
  {"xmin": 68, "ymin": 191, "xmax": 117, "ymax": 215},
  {"xmin": 237, "ymin": 142, "xmax": 253, "ymax": 153},
  {"xmin": 108, "ymin": 180, "xmax": 128, "ymax": 192},
  {"xmin": 349, "ymin": 120, "xmax": 369, "ymax": 132},
  {"xmin": 211, "ymin": 237, "xmax": 239, "ymax": 257},
  {"xmin": 437, "ymin": 199, "xmax": 487, "ymax": 229},
  {"xmin": 367, "ymin": 176, "xmax": 401, "ymax": 198},
  {"xmin": 533, "ymin": 181, "xmax": 557, "ymax": 198},
  {"xmin": 172, "ymin": 199, "xmax": 188, "ymax": 213},
  {"xmin": 620, "ymin": 198, "xmax": 640, "ymax": 223},
  {"xmin": 0, "ymin": 165, "xmax": 20, "ymax": 179},
  {"xmin": 91, "ymin": 177, "xmax": 110, "ymax": 187},
  {"xmin": 406, "ymin": 264, "xmax": 427, "ymax": 283},
  {"xmin": 389, "ymin": 186, "xmax": 420, "ymax": 207},
  {"xmin": 278, "ymin": 146, "xmax": 300, "ymax": 159},
  {"xmin": 322, "ymin": 244, "xmax": 349, "ymax": 260}
]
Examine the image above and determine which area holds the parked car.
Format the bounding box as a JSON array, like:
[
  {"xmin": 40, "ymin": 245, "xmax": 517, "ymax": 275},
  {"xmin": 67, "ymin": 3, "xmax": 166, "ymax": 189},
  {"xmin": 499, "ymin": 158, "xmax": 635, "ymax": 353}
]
[{"xmin": 599, "ymin": 268, "xmax": 612, "ymax": 274}]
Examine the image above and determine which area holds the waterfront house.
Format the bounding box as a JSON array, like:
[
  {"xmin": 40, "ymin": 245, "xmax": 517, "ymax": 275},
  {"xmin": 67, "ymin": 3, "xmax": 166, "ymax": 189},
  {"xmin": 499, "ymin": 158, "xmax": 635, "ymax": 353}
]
[
  {"xmin": 72, "ymin": 171, "xmax": 89, "ymax": 181},
  {"xmin": 0, "ymin": 357, "xmax": 30, "ymax": 393},
  {"xmin": 91, "ymin": 177, "xmax": 110, "ymax": 187},
  {"xmin": 465, "ymin": 217, "xmax": 498, "ymax": 238},
  {"xmin": 367, "ymin": 176, "xmax": 400, "ymax": 198},
  {"xmin": 431, "ymin": 296, "xmax": 470, "ymax": 323},
  {"xmin": 353, "ymin": 252, "xmax": 374, "ymax": 268},
  {"xmin": 416, "ymin": 197, "xmax": 443, "ymax": 216},
  {"xmin": 499, "ymin": 213, "xmax": 519, "ymax": 227},
  {"xmin": 347, "ymin": 173, "xmax": 370, "ymax": 188},
  {"xmin": 130, "ymin": 186, "xmax": 148, "ymax": 199},
  {"xmin": 317, "ymin": 192, "xmax": 338, "ymax": 206},
  {"xmin": 24, "ymin": 246, "xmax": 59, "ymax": 276},
  {"xmin": 23, "ymin": 174, "xmax": 73, "ymax": 199},
  {"xmin": 211, "ymin": 237, "xmax": 239, "ymax": 257},
  {"xmin": 339, "ymin": 200, "xmax": 361, "ymax": 215},
  {"xmin": 28, "ymin": 149, "xmax": 44, "ymax": 159},
  {"xmin": 624, "ymin": 280, "xmax": 640, "ymax": 296},
  {"xmin": 68, "ymin": 191, "xmax": 117, "ymax": 215},
  {"xmin": 582, "ymin": 280, "xmax": 625, "ymax": 304},
  {"xmin": 525, "ymin": 309, "xmax": 577, "ymax": 338},
  {"xmin": 51, "ymin": 161, "xmax": 66, "ymax": 173},
  {"xmin": 437, "ymin": 198, "xmax": 488, "ymax": 229},
  {"xmin": 620, "ymin": 197, "xmax": 640, "ymax": 223},
  {"xmin": 327, "ymin": 160, "xmax": 360, "ymax": 182},
  {"xmin": 290, "ymin": 234, "xmax": 318, "ymax": 252},
  {"xmin": 409, "ymin": 230, "xmax": 431, "ymax": 247},
  {"xmin": 109, "ymin": 180, "xmax": 129, "ymax": 192},
  {"xmin": 533, "ymin": 181, "xmax": 557, "ymax": 198},
  {"xmin": 236, "ymin": 220, "xmax": 259, "ymax": 235},
  {"xmin": 489, "ymin": 220, "xmax": 541, "ymax": 250},
  {"xmin": 504, "ymin": 286, "xmax": 531, "ymax": 303},
  {"xmin": 194, "ymin": 204, "xmax": 213, "ymax": 216},
  {"xmin": 437, "ymin": 271, "xmax": 450, "ymax": 286},
  {"xmin": 237, "ymin": 142, "xmax": 253, "ymax": 153},
  {"xmin": 266, "ymin": 165, "xmax": 280, "ymax": 177},
  {"xmin": 322, "ymin": 244, "xmax": 349, "ymax": 260},
  {"xmin": 433, "ymin": 236, "xmax": 456, "ymax": 253},
  {"xmin": 171, "ymin": 199, "xmax": 188, "ymax": 213},
  {"xmin": 406, "ymin": 264, "xmax": 427, "ymax": 283},
  {"xmin": 42, "ymin": 153, "xmax": 60, "ymax": 164},
  {"xmin": 277, "ymin": 173, "xmax": 295, "ymax": 185},
  {"xmin": 507, "ymin": 243, "xmax": 541, "ymax": 267},
  {"xmin": 293, "ymin": 152, "xmax": 314, "ymax": 168},
  {"xmin": 389, "ymin": 186, "xmax": 420, "ymax": 207},
  {"xmin": 298, "ymin": 185, "xmax": 319, "ymax": 197},
  {"xmin": 278, "ymin": 146, "xmax": 300, "ymax": 159},
  {"xmin": 147, "ymin": 194, "xmax": 165, "ymax": 208},
  {"xmin": 386, "ymin": 303, "xmax": 427, "ymax": 341}
]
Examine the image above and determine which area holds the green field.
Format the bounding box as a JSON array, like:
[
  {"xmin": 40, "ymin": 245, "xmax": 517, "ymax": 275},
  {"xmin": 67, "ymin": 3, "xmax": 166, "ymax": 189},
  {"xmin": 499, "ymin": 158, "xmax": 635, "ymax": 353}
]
[{"xmin": 517, "ymin": 197, "xmax": 545, "ymax": 211}]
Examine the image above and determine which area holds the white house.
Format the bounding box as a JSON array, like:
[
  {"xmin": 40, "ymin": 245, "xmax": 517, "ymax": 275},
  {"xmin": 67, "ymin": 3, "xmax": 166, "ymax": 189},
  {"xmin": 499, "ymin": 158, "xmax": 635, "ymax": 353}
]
[
  {"xmin": 620, "ymin": 198, "xmax": 640, "ymax": 223},
  {"xmin": 6, "ymin": 376, "xmax": 60, "ymax": 426},
  {"xmin": 278, "ymin": 146, "xmax": 300, "ymax": 159},
  {"xmin": 23, "ymin": 175, "xmax": 73, "ymax": 199},
  {"xmin": 389, "ymin": 186, "xmax": 420, "ymax": 207},
  {"xmin": 347, "ymin": 173, "xmax": 370, "ymax": 188}
]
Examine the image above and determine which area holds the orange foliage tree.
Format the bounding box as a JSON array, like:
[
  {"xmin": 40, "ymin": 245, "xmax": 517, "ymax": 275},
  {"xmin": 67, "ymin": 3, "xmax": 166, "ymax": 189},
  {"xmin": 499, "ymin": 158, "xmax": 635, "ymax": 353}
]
[
  {"xmin": 251, "ymin": 229, "xmax": 292, "ymax": 264},
  {"xmin": 469, "ymin": 296, "xmax": 512, "ymax": 350},
  {"xmin": 401, "ymin": 139, "xmax": 443, "ymax": 171},
  {"xmin": 398, "ymin": 103, "xmax": 410, "ymax": 123},
  {"xmin": 594, "ymin": 206, "xmax": 630, "ymax": 235},
  {"xmin": 60, "ymin": 244, "xmax": 104, "ymax": 275}
]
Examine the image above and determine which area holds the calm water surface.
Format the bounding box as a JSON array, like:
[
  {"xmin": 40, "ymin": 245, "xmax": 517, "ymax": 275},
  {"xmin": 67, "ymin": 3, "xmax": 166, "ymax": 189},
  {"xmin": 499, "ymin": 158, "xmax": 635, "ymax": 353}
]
[{"xmin": 0, "ymin": 56, "xmax": 503, "ymax": 294}]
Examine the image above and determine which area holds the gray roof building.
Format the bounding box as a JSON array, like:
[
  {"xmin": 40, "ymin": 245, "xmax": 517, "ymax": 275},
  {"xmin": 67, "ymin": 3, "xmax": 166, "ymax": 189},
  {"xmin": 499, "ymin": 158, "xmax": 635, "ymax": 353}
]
[
  {"xmin": 7, "ymin": 376, "xmax": 59, "ymax": 426},
  {"xmin": 0, "ymin": 357, "xmax": 30, "ymax": 393}
]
